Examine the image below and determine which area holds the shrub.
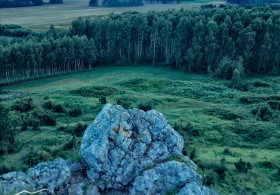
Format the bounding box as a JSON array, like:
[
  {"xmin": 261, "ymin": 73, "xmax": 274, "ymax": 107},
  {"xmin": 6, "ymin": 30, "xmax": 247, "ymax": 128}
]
[
  {"xmin": 240, "ymin": 82, "xmax": 254, "ymax": 91},
  {"xmin": 252, "ymin": 105, "xmax": 275, "ymax": 121},
  {"xmin": 33, "ymin": 111, "xmax": 56, "ymax": 126},
  {"xmin": 11, "ymin": 98, "xmax": 35, "ymax": 113},
  {"xmin": 63, "ymin": 136, "xmax": 77, "ymax": 150},
  {"xmin": 53, "ymin": 104, "xmax": 65, "ymax": 113},
  {"xmin": 0, "ymin": 104, "xmax": 20, "ymax": 155},
  {"xmin": 42, "ymin": 101, "xmax": 52, "ymax": 109},
  {"xmin": 234, "ymin": 159, "xmax": 252, "ymax": 173},
  {"xmin": 183, "ymin": 122, "xmax": 193, "ymax": 131},
  {"xmin": 205, "ymin": 108, "xmax": 241, "ymax": 120},
  {"xmin": 0, "ymin": 165, "xmax": 14, "ymax": 175},
  {"xmin": 203, "ymin": 172, "xmax": 216, "ymax": 186},
  {"xmin": 100, "ymin": 97, "xmax": 107, "ymax": 104},
  {"xmin": 31, "ymin": 120, "xmax": 40, "ymax": 130},
  {"xmin": 117, "ymin": 99, "xmax": 131, "ymax": 109},
  {"xmin": 70, "ymin": 86, "xmax": 122, "ymax": 98},
  {"xmin": 69, "ymin": 108, "xmax": 82, "ymax": 117},
  {"xmin": 57, "ymin": 126, "xmax": 66, "ymax": 131},
  {"xmin": 223, "ymin": 148, "xmax": 232, "ymax": 155},
  {"xmin": 258, "ymin": 161, "xmax": 276, "ymax": 169},
  {"xmin": 74, "ymin": 123, "xmax": 88, "ymax": 137},
  {"xmin": 190, "ymin": 147, "xmax": 197, "ymax": 161},
  {"xmin": 239, "ymin": 96, "xmax": 255, "ymax": 104},
  {"xmin": 138, "ymin": 103, "xmax": 152, "ymax": 112},
  {"xmin": 213, "ymin": 57, "xmax": 236, "ymax": 80},
  {"xmin": 253, "ymin": 81, "xmax": 270, "ymax": 88},
  {"xmin": 173, "ymin": 122, "xmax": 181, "ymax": 131},
  {"xmin": 214, "ymin": 165, "xmax": 227, "ymax": 180},
  {"xmin": 5, "ymin": 24, "xmax": 21, "ymax": 29},
  {"xmin": 268, "ymin": 101, "xmax": 280, "ymax": 110}
]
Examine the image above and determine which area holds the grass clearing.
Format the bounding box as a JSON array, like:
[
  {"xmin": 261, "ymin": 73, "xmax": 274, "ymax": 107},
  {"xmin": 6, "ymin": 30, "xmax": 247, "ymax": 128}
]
[{"xmin": 0, "ymin": 66, "xmax": 279, "ymax": 194}]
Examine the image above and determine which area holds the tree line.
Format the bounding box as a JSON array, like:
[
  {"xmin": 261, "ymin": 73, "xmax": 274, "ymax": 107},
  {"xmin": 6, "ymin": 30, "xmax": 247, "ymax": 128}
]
[
  {"xmin": 89, "ymin": 0, "xmax": 143, "ymax": 6},
  {"xmin": 69, "ymin": 6, "xmax": 280, "ymax": 77},
  {"xmin": 0, "ymin": 35, "xmax": 96, "ymax": 82},
  {"xmin": 88, "ymin": 0, "xmax": 180, "ymax": 7},
  {"xmin": 0, "ymin": 0, "xmax": 62, "ymax": 8},
  {"xmin": 0, "ymin": 6, "xmax": 279, "ymax": 84}
]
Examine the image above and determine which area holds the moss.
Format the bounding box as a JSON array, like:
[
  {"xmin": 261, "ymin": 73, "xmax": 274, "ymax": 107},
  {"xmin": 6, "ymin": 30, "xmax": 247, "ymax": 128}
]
[{"xmin": 81, "ymin": 184, "xmax": 89, "ymax": 192}]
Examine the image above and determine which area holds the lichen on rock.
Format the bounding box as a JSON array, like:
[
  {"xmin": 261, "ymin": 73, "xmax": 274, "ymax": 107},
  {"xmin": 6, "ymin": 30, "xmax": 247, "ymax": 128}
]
[{"xmin": 79, "ymin": 104, "xmax": 203, "ymax": 193}]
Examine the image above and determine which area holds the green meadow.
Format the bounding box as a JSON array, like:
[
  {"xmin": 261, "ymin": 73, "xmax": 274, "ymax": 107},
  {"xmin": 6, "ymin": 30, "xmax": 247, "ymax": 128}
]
[{"xmin": 1, "ymin": 66, "xmax": 279, "ymax": 194}]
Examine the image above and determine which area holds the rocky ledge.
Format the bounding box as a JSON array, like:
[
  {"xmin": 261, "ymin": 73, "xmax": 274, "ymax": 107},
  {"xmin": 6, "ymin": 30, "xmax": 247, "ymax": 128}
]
[{"xmin": 0, "ymin": 104, "xmax": 215, "ymax": 195}]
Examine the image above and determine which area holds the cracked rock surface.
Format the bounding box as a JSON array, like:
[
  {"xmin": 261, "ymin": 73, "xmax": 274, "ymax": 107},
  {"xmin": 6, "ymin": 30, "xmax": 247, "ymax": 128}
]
[{"xmin": 0, "ymin": 104, "xmax": 215, "ymax": 195}]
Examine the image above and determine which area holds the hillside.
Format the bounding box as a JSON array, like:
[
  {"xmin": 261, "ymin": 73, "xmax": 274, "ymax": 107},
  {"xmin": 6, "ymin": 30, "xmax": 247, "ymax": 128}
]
[
  {"xmin": 0, "ymin": 103, "xmax": 215, "ymax": 194},
  {"xmin": 0, "ymin": 66, "xmax": 279, "ymax": 194}
]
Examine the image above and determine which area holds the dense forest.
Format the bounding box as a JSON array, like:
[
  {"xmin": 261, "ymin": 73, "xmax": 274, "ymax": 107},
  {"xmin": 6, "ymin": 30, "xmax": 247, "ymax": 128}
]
[
  {"xmin": 0, "ymin": 0, "xmax": 62, "ymax": 8},
  {"xmin": 0, "ymin": 6, "xmax": 280, "ymax": 85},
  {"xmin": 89, "ymin": 0, "xmax": 143, "ymax": 6},
  {"xmin": 227, "ymin": 0, "xmax": 269, "ymax": 4},
  {"xmin": 0, "ymin": 0, "xmax": 43, "ymax": 8},
  {"xmin": 88, "ymin": 0, "xmax": 180, "ymax": 6}
]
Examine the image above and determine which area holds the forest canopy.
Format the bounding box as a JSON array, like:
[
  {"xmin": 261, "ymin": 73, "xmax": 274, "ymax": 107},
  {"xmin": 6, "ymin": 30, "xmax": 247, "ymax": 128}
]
[
  {"xmin": 0, "ymin": 0, "xmax": 62, "ymax": 8},
  {"xmin": 89, "ymin": 0, "xmax": 143, "ymax": 6},
  {"xmin": 0, "ymin": 6, "xmax": 280, "ymax": 84}
]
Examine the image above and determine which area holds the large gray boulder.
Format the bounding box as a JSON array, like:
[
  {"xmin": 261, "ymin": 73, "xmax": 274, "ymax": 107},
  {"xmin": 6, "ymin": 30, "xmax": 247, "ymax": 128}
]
[
  {"xmin": 130, "ymin": 161, "xmax": 196, "ymax": 195},
  {"xmin": 80, "ymin": 104, "xmax": 209, "ymax": 194}
]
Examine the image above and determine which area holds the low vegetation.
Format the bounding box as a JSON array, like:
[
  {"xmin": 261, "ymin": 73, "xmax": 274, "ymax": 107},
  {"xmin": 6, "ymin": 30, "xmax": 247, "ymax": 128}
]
[{"xmin": 0, "ymin": 66, "xmax": 279, "ymax": 194}]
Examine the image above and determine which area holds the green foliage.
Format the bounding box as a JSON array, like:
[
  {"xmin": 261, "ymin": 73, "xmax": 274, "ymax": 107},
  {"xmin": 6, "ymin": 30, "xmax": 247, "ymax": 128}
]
[
  {"xmin": 74, "ymin": 123, "xmax": 88, "ymax": 137},
  {"xmin": 71, "ymin": 86, "xmax": 122, "ymax": 98},
  {"xmin": 52, "ymin": 104, "xmax": 65, "ymax": 113},
  {"xmin": 100, "ymin": 97, "xmax": 107, "ymax": 104},
  {"xmin": 0, "ymin": 67, "xmax": 279, "ymax": 193},
  {"xmin": 11, "ymin": 98, "xmax": 35, "ymax": 113},
  {"xmin": 205, "ymin": 108, "xmax": 244, "ymax": 120},
  {"xmin": 32, "ymin": 110, "xmax": 56, "ymax": 126},
  {"xmin": 234, "ymin": 159, "xmax": 253, "ymax": 173},
  {"xmin": 42, "ymin": 101, "xmax": 53, "ymax": 110},
  {"xmin": 174, "ymin": 122, "xmax": 200, "ymax": 137},
  {"xmin": 89, "ymin": 0, "xmax": 143, "ymax": 6},
  {"xmin": 137, "ymin": 103, "xmax": 152, "ymax": 111},
  {"xmin": 69, "ymin": 108, "xmax": 82, "ymax": 117},
  {"xmin": 252, "ymin": 104, "xmax": 278, "ymax": 121},
  {"xmin": 4, "ymin": 24, "xmax": 21, "ymax": 29},
  {"xmin": 0, "ymin": 0, "xmax": 43, "ymax": 8},
  {"xmin": 0, "ymin": 104, "xmax": 20, "ymax": 155},
  {"xmin": 117, "ymin": 98, "xmax": 131, "ymax": 109},
  {"xmin": 50, "ymin": 0, "xmax": 63, "ymax": 4},
  {"xmin": 253, "ymin": 81, "xmax": 270, "ymax": 88},
  {"xmin": 2, "ymin": 6, "xmax": 280, "ymax": 83}
]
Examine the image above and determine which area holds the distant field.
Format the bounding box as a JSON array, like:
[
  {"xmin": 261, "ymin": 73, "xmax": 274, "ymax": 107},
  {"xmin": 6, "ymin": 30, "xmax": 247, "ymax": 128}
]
[
  {"xmin": 0, "ymin": 0, "xmax": 224, "ymax": 31},
  {"xmin": 1, "ymin": 66, "xmax": 279, "ymax": 194}
]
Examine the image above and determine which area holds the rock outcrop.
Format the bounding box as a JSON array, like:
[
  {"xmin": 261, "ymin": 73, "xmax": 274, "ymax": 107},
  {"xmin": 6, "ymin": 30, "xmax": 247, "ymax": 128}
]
[{"xmin": 0, "ymin": 104, "xmax": 215, "ymax": 195}]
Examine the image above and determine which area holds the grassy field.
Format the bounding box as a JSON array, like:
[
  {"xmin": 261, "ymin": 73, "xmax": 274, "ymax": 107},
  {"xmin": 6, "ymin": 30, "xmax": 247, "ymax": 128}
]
[
  {"xmin": 0, "ymin": 66, "xmax": 279, "ymax": 194},
  {"xmin": 0, "ymin": 0, "xmax": 224, "ymax": 31}
]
